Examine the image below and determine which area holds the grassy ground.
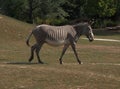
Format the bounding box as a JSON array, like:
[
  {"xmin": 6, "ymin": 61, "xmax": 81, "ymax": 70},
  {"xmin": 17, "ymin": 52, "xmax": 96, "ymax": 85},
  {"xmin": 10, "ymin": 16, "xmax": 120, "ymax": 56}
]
[{"xmin": 0, "ymin": 14, "xmax": 120, "ymax": 89}]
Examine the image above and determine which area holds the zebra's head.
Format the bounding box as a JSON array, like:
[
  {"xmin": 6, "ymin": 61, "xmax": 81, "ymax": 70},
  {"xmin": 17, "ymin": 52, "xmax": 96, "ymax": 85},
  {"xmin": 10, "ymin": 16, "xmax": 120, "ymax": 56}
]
[
  {"xmin": 73, "ymin": 22, "xmax": 94, "ymax": 42},
  {"xmin": 85, "ymin": 24, "xmax": 94, "ymax": 42}
]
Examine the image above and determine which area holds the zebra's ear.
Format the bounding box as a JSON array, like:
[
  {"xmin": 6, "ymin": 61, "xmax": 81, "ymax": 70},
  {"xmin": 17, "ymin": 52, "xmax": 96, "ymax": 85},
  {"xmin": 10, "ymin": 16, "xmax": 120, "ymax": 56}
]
[{"xmin": 88, "ymin": 19, "xmax": 94, "ymax": 25}]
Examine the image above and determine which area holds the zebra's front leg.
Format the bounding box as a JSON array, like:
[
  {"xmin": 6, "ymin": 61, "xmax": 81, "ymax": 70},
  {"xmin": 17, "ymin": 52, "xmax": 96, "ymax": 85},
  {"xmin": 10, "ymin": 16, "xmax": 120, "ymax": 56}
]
[
  {"xmin": 70, "ymin": 42, "xmax": 82, "ymax": 64},
  {"xmin": 59, "ymin": 44, "xmax": 69, "ymax": 64}
]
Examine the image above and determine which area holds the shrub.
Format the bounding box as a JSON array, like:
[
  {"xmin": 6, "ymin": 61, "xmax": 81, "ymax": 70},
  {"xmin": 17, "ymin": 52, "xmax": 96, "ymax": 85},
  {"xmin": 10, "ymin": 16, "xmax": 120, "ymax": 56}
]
[
  {"xmin": 34, "ymin": 17, "xmax": 68, "ymax": 26},
  {"xmin": 93, "ymin": 19, "xmax": 118, "ymax": 28},
  {"xmin": 103, "ymin": 20, "xmax": 117, "ymax": 27}
]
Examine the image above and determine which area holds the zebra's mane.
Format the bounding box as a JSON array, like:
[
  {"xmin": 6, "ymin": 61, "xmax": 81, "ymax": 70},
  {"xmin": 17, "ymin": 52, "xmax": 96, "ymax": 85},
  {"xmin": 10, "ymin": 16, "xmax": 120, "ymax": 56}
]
[{"xmin": 72, "ymin": 22, "xmax": 89, "ymax": 27}]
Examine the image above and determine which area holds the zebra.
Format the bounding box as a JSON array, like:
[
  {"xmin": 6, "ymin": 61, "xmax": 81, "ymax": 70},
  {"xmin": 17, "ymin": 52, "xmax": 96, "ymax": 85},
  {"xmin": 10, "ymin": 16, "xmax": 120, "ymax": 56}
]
[{"xmin": 26, "ymin": 22, "xmax": 94, "ymax": 64}]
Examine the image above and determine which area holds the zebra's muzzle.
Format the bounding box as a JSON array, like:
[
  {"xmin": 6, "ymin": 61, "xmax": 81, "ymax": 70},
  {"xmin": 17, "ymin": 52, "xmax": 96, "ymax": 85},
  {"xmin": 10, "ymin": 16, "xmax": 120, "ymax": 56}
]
[{"xmin": 87, "ymin": 34, "xmax": 94, "ymax": 42}]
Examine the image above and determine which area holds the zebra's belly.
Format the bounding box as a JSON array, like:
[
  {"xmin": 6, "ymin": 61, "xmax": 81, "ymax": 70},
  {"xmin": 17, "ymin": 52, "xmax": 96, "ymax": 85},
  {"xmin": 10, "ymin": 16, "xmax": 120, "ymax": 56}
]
[{"xmin": 45, "ymin": 39, "xmax": 68, "ymax": 46}]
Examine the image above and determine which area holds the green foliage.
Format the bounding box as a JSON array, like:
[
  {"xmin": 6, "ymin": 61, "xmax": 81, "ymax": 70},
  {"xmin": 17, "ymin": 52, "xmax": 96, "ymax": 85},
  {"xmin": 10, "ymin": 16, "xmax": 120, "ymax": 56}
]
[
  {"xmin": 98, "ymin": 0, "xmax": 116, "ymax": 17},
  {"xmin": 84, "ymin": 0, "xmax": 117, "ymax": 18},
  {"xmin": 93, "ymin": 19, "xmax": 118, "ymax": 28},
  {"xmin": 48, "ymin": 19, "xmax": 68, "ymax": 26},
  {"xmin": 34, "ymin": 18, "xmax": 68, "ymax": 26},
  {"xmin": 0, "ymin": 0, "xmax": 68, "ymax": 24},
  {"xmin": 103, "ymin": 20, "xmax": 117, "ymax": 27},
  {"xmin": 0, "ymin": 0, "xmax": 25, "ymax": 17},
  {"xmin": 84, "ymin": 0, "xmax": 99, "ymax": 18},
  {"xmin": 0, "ymin": 0, "xmax": 120, "ymax": 26},
  {"xmin": 62, "ymin": 0, "xmax": 86, "ymax": 20},
  {"xmin": 37, "ymin": 0, "xmax": 68, "ymax": 19}
]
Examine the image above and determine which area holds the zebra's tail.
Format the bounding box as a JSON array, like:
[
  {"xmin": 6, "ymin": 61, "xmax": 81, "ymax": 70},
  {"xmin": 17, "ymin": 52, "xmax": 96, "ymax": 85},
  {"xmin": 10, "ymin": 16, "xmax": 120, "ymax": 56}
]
[{"xmin": 26, "ymin": 31, "xmax": 33, "ymax": 47}]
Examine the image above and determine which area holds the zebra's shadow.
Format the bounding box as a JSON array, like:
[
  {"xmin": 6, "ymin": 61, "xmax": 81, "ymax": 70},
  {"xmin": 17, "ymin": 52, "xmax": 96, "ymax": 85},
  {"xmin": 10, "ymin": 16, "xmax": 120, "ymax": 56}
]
[{"xmin": 6, "ymin": 62, "xmax": 47, "ymax": 65}]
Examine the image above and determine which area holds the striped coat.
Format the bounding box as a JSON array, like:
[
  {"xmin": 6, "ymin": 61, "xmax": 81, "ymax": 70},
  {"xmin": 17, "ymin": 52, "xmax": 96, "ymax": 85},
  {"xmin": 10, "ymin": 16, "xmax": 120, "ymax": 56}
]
[
  {"xmin": 26, "ymin": 23, "xmax": 94, "ymax": 64},
  {"xmin": 33, "ymin": 24, "xmax": 76, "ymax": 46}
]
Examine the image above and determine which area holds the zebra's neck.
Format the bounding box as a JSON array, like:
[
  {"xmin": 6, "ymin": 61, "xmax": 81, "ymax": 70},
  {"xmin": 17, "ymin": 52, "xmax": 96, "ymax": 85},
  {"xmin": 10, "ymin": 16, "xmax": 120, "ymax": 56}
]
[{"xmin": 74, "ymin": 33, "xmax": 81, "ymax": 43}]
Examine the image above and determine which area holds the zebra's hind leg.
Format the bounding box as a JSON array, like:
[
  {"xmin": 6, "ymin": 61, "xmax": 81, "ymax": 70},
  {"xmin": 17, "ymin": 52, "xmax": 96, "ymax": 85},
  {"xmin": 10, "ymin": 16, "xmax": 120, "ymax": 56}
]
[
  {"xmin": 59, "ymin": 44, "xmax": 69, "ymax": 64},
  {"xmin": 35, "ymin": 43, "xmax": 44, "ymax": 64},
  {"xmin": 29, "ymin": 44, "xmax": 36, "ymax": 62}
]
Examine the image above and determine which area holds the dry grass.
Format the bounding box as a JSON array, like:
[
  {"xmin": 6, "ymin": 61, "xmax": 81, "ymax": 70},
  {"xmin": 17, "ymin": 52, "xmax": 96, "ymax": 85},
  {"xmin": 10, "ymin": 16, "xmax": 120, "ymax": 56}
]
[
  {"xmin": 0, "ymin": 14, "xmax": 120, "ymax": 89},
  {"xmin": 0, "ymin": 62, "xmax": 120, "ymax": 89}
]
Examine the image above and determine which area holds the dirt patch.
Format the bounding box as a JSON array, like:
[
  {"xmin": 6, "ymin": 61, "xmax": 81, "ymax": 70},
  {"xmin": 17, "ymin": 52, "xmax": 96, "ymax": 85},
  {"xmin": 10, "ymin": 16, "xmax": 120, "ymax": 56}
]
[
  {"xmin": 0, "ymin": 62, "xmax": 120, "ymax": 89},
  {"xmin": 0, "ymin": 62, "xmax": 120, "ymax": 82},
  {"xmin": 0, "ymin": 17, "xmax": 3, "ymax": 19}
]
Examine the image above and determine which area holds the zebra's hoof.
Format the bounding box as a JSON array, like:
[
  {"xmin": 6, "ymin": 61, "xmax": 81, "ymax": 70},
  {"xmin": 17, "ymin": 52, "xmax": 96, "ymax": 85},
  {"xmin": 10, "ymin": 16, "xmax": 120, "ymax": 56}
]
[
  {"xmin": 79, "ymin": 62, "xmax": 83, "ymax": 64},
  {"xmin": 39, "ymin": 61, "xmax": 44, "ymax": 64},
  {"xmin": 78, "ymin": 61, "xmax": 83, "ymax": 64},
  {"xmin": 60, "ymin": 62, "xmax": 63, "ymax": 64},
  {"xmin": 80, "ymin": 62, "xmax": 83, "ymax": 64},
  {"xmin": 29, "ymin": 58, "xmax": 33, "ymax": 63},
  {"xmin": 28, "ymin": 60, "xmax": 32, "ymax": 63}
]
